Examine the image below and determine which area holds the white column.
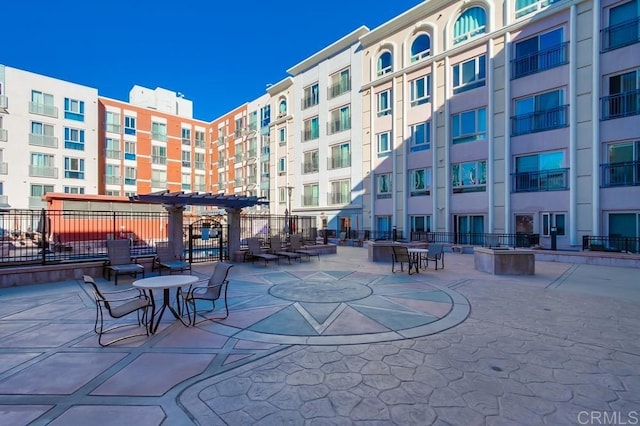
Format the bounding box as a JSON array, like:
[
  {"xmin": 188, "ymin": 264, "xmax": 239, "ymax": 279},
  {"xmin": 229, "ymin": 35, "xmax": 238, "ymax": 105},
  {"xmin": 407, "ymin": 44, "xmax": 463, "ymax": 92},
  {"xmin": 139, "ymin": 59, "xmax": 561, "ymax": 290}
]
[
  {"xmin": 592, "ymin": 0, "xmax": 601, "ymax": 236},
  {"xmin": 225, "ymin": 207, "xmax": 242, "ymax": 259},
  {"xmin": 569, "ymin": 4, "xmax": 578, "ymax": 246},
  {"xmin": 165, "ymin": 204, "xmax": 185, "ymax": 259}
]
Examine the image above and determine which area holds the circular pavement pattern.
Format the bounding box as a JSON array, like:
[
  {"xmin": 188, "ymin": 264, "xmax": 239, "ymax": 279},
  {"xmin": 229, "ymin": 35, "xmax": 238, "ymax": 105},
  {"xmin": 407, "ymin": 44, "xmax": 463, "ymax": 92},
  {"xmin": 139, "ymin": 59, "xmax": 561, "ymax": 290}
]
[{"xmin": 210, "ymin": 270, "xmax": 470, "ymax": 345}]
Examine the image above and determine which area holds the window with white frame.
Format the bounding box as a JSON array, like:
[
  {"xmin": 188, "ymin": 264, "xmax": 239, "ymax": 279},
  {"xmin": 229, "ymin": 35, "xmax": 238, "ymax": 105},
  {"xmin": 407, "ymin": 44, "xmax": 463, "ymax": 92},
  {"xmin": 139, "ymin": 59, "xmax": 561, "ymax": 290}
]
[
  {"xmin": 64, "ymin": 157, "xmax": 84, "ymax": 179},
  {"xmin": 30, "ymin": 121, "xmax": 56, "ymax": 147},
  {"xmin": 105, "ymin": 164, "xmax": 120, "ymax": 185},
  {"xmin": 330, "ymin": 179, "xmax": 351, "ymax": 204},
  {"xmin": 410, "ymin": 75, "xmax": 431, "ymax": 106},
  {"xmin": 194, "ymin": 174, "xmax": 206, "ymax": 192},
  {"xmin": 105, "ymin": 138, "xmax": 120, "ymax": 159},
  {"xmin": 152, "ymin": 145, "xmax": 167, "ymax": 165},
  {"xmin": 279, "ymin": 187, "xmax": 286, "ymax": 204},
  {"xmin": 278, "ymin": 98, "xmax": 287, "ymax": 116},
  {"xmin": 151, "ymin": 169, "xmax": 166, "ymax": 188},
  {"xmin": 278, "ymin": 157, "xmax": 286, "ymax": 174},
  {"xmin": 195, "ymin": 130, "xmax": 205, "ymax": 147},
  {"xmin": 376, "ymin": 173, "xmax": 392, "ymax": 199},
  {"xmin": 410, "ymin": 215, "xmax": 431, "ymax": 233},
  {"xmin": 329, "ymin": 68, "xmax": 351, "ymax": 98},
  {"xmin": 516, "ymin": 0, "xmax": 561, "ymax": 19},
  {"xmin": 195, "ymin": 152, "xmax": 205, "ymax": 170},
  {"xmin": 542, "ymin": 212, "xmax": 566, "ymax": 236},
  {"xmin": 452, "ymin": 160, "xmax": 487, "ymax": 193},
  {"xmin": 303, "ymin": 150, "xmax": 319, "ymax": 174},
  {"xmin": 377, "ymin": 51, "xmax": 393, "ymax": 76},
  {"xmin": 30, "ymin": 91, "xmax": 56, "ymax": 117},
  {"xmin": 151, "ymin": 121, "xmax": 167, "ymax": 142},
  {"xmin": 329, "ymin": 105, "xmax": 351, "ymax": 133},
  {"xmin": 303, "ymin": 184, "xmax": 319, "ymax": 206},
  {"xmin": 124, "ymin": 166, "xmax": 136, "ymax": 186},
  {"xmin": 279, "ymin": 127, "xmax": 286, "ymax": 144},
  {"xmin": 303, "ymin": 116, "xmax": 319, "ymax": 141},
  {"xmin": 182, "ymin": 173, "xmax": 191, "ymax": 191},
  {"xmin": 64, "ymin": 98, "xmax": 84, "ymax": 121},
  {"xmin": 409, "ymin": 168, "xmax": 432, "ymax": 196},
  {"xmin": 181, "ymin": 150, "xmax": 191, "ymax": 168},
  {"xmin": 64, "ymin": 186, "xmax": 85, "ymax": 194},
  {"xmin": 452, "ymin": 107, "xmax": 487, "ymax": 144},
  {"xmin": 181, "ymin": 128, "xmax": 191, "ymax": 145},
  {"xmin": 411, "ymin": 34, "xmax": 431, "ymax": 63},
  {"xmin": 124, "ymin": 116, "xmax": 136, "ymax": 135},
  {"xmin": 64, "ymin": 127, "xmax": 85, "ymax": 151},
  {"xmin": 410, "ymin": 121, "xmax": 431, "ymax": 151},
  {"xmin": 377, "ymin": 90, "xmax": 392, "ymax": 116},
  {"xmin": 303, "ymin": 83, "xmax": 319, "ymax": 109},
  {"xmin": 124, "ymin": 140, "xmax": 136, "ymax": 160},
  {"xmin": 329, "ymin": 142, "xmax": 350, "ymax": 169},
  {"xmin": 105, "ymin": 111, "xmax": 120, "ymax": 133},
  {"xmin": 377, "ymin": 131, "xmax": 392, "ymax": 155},
  {"xmin": 453, "ymin": 54, "xmax": 486, "ymax": 94},
  {"xmin": 453, "ymin": 6, "xmax": 487, "ymax": 45}
]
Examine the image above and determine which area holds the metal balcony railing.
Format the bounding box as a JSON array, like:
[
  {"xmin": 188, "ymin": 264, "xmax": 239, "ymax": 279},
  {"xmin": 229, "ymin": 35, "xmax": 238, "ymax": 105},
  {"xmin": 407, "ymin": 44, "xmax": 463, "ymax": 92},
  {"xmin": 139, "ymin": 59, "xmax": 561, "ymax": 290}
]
[
  {"xmin": 511, "ymin": 42, "xmax": 569, "ymax": 79},
  {"xmin": 601, "ymin": 161, "xmax": 640, "ymax": 187},
  {"xmin": 327, "ymin": 155, "xmax": 351, "ymax": 170},
  {"xmin": 328, "ymin": 192, "xmax": 351, "ymax": 205},
  {"xmin": 583, "ymin": 235, "xmax": 640, "ymax": 254},
  {"xmin": 182, "ymin": 138, "xmax": 191, "ymax": 146},
  {"xmin": 151, "ymin": 132, "xmax": 167, "ymax": 142},
  {"xmin": 302, "ymin": 129, "xmax": 319, "ymax": 142},
  {"xmin": 328, "ymin": 118, "xmax": 351, "ymax": 134},
  {"xmin": 511, "ymin": 168, "xmax": 569, "ymax": 192},
  {"xmin": 328, "ymin": 79, "xmax": 351, "ymax": 99},
  {"xmin": 601, "ymin": 90, "xmax": 640, "ymax": 120},
  {"xmin": 29, "ymin": 102, "xmax": 58, "ymax": 118},
  {"xmin": 601, "ymin": 16, "xmax": 640, "ymax": 52},
  {"xmin": 302, "ymin": 95, "xmax": 319, "ymax": 109},
  {"xmin": 302, "ymin": 162, "xmax": 319, "ymax": 174},
  {"xmin": 195, "ymin": 161, "xmax": 205, "ymax": 170},
  {"xmin": 511, "ymin": 105, "xmax": 568, "ymax": 136},
  {"xmin": 29, "ymin": 134, "xmax": 58, "ymax": 148},
  {"xmin": 302, "ymin": 195, "xmax": 319, "ymax": 207}
]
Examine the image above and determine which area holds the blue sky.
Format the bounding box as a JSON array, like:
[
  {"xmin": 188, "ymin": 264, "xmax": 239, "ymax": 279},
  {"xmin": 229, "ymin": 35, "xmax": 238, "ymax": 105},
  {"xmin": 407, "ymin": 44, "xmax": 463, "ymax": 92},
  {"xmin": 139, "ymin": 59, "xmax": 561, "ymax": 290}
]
[{"xmin": 3, "ymin": 0, "xmax": 423, "ymax": 121}]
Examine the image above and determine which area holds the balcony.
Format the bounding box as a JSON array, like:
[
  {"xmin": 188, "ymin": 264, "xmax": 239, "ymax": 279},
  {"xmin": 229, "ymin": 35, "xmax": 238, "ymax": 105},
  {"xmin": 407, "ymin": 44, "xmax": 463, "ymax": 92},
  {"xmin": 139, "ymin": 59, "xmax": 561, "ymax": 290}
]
[
  {"xmin": 602, "ymin": 16, "xmax": 640, "ymax": 52},
  {"xmin": 511, "ymin": 105, "xmax": 568, "ymax": 136},
  {"xmin": 601, "ymin": 161, "xmax": 640, "ymax": 187},
  {"xmin": 105, "ymin": 176, "xmax": 122, "ymax": 185},
  {"xmin": 151, "ymin": 180, "xmax": 165, "ymax": 188},
  {"xmin": 29, "ymin": 102, "xmax": 58, "ymax": 118},
  {"xmin": 601, "ymin": 90, "xmax": 640, "ymax": 120},
  {"xmin": 328, "ymin": 118, "xmax": 351, "ymax": 135},
  {"xmin": 302, "ymin": 162, "xmax": 319, "ymax": 174},
  {"xmin": 302, "ymin": 96, "xmax": 319, "ymax": 109},
  {"xmin": 124, "ymin": 178, "xmax": 136, "ymax": 186},
  {"xmin": 328, "ymin": 79, "xmax": 351, "ymax": 99},
  {"xmin": 29, "ymin": 133, "xmax": 58, "ymax": 148},
  {"xmin": 181, "ymin": 161, "xmax": 191, "ymax": 168},
  {"xmin": 328, "ymin": 154, "xmax": 351, "ymax": 170},
  {"xmin": 511, "ymin": 168, "xmax": 569, "ymax": 192},
  {"xmin": 151, "ymin": 132, "xmax": 167, "ymax": 142},
  {"xmin": 106, "ymin": 149, "xmax": 121, "ymax": 160},
  {"xmin": 328, "ymin": 191, "xmax": 351, "ymax": 205},
  {"xmin": 0, "ymin": 128, "xmax": 7, "ymax": 142},
  {"xmin": 0, "ymin": 95, "xmax": 7, "ymax": 109},
  {"xmin": 302, "ymin": 130, "xmax": 319, "ymax": 142},
  {"xmin": 302, "ymin": 195, "xmax": 319, "ymax": 207},
  {"xmin": 0, "ymin": 162, "xmax": 7, "ymax": 175},
  {"xmin": 106, "ymin": 124, "xmax": 122, "ymax": 134},
  {"xmin": 194, "ymin": 184, "xmax": 206, "ymax": 192},
  {"xmin": 261, "ymin": 152, "xmax": 270, "ymax": 162},
  {"xmin": 195, "ymin": 161, "xmax": 205, "ymax": 170},
  {"xmin": 182, "ymin": 138, "xmax": 191, "ymax": 146},
  {"xmin": 511, "ymin": 42, "xmax": 569, "ymax": 79},
  {"xmin": 195, "ymin": 139, "xmax": 206, "ymax": 149},
  {"xmin": 152, "ymin": 156, "xmax": 167, "ymax": 165},
  {"xmin": 29, "ymin": 165, "xmax": 58, "ymax": 178}
]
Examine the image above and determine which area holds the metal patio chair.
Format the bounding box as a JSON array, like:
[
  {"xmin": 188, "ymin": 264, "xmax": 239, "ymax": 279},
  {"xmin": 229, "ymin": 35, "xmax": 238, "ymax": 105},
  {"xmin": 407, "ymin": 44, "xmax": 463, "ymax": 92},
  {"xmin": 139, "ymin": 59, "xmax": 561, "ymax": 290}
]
[
  {"xmin": 154, "ymin": 242, "xmax": 191, "ymax": 275},
  {"xmin": 104, "ymin": 239, "xmax": 145, "ymax": 285},
  {"xmin": 181, "ymin": 262, "xmax": 233, "ymax": 325}
]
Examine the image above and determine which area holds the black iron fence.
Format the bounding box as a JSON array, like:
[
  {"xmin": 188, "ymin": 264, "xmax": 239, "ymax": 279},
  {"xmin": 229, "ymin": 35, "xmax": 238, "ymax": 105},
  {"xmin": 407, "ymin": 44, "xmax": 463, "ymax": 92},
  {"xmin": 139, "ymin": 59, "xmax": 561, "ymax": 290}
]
[
  {"xmin": 410, "ymin": 231, "xmax": 540, "ymax": 248},
  {"xmin": 582, "ymin": 235, "xmax": 640, "ymax": 254},
  {"xmin": 185, "ymin": 220, "xmax": 228, "ymax": 263},
  {"xmin": 239, "ymin": 214, "xmax": 317, "ymax": 247}
]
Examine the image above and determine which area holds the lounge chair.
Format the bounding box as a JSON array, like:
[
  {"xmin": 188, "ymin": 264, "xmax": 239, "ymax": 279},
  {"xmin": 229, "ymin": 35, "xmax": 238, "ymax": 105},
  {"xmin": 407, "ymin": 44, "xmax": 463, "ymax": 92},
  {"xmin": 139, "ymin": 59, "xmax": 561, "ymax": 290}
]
[
  {"xmin": 154, "ymin": 242, "xmax": 191, "ymax": 275},
  {"xmin": 392, "ymin": 245, "xmax": 418, "ymax": 275},
  {"xmin": 246, "ymin": 237, "xmax": 280, "ymax": 266},
  {"xmin": 182, "ymin": 262, "xmax": 233, "ymax": 325},
  {"xmin": 426, "ymin": 243, "xmax": 445, "ymax": 270},
  {"xmin": 83, "ymin": 275, "xmax": 151, "ymax": 346},
  {"xmin": 104, "ymin": 239, "xmax": 145, "ymax": 285},
  {"xmin": 290, "ymin": 234, "xmax": 319, "ymax": 260},
  {"xmin": 269, "ymin": 235, "xmax": 302, "ymax": 263}
]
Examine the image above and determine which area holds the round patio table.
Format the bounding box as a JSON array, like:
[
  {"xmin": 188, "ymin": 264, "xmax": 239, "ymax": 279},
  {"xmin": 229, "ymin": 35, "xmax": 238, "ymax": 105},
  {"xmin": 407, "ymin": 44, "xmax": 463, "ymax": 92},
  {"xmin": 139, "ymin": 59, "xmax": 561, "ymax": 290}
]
[{"xmin": 133, "ymin": 275, "xmax": 198, "ymax": 333}]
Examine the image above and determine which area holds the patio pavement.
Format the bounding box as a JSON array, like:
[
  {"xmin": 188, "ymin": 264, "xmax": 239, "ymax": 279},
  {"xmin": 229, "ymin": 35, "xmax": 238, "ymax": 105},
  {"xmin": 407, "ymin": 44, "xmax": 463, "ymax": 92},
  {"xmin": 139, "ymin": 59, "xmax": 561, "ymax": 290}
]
[{"xmin": 0, "ymin": 246, "xmax": 639, "ymax": 425}]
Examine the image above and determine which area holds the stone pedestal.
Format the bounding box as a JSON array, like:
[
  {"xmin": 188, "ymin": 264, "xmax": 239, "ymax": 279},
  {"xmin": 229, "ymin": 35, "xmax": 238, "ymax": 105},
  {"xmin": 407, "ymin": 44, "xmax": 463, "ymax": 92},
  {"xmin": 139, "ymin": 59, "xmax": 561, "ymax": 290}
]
[{"xmin": 474, "ymin": 247, "xmax": 535, "ymax": 275}]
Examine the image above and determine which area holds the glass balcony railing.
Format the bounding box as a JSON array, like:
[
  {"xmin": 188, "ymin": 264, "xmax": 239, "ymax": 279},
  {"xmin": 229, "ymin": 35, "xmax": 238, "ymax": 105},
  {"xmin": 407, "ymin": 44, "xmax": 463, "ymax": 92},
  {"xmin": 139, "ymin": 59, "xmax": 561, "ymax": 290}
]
[
  {"xmin": 29, "ymin": 102, "xmax": 57, "ymax": 118},
  {"xmin": 29, "ymin": 165, "xmax": 58, "ymax": 178},
  {"xmin": 29, "ymin": 133, "xmax": 58, "ymax": 148}
]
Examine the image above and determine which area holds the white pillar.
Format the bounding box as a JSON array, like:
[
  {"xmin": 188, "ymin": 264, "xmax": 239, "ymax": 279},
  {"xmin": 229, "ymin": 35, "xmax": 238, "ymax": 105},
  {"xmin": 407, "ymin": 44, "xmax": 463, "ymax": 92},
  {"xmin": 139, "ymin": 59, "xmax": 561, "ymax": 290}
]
[
  {"xmin": 165, "ymin": 204, "xmax": 185, "ymax": 259},
  {"xmin": 225, "ymin": 207, "xmax": 242, "ymax": 259}
]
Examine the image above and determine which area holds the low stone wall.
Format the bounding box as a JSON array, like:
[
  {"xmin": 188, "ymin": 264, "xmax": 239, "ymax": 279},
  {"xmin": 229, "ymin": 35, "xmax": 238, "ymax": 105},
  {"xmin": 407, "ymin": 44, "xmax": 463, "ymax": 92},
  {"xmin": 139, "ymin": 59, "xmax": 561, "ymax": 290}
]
[{"xmin": 474, "ymin": 247, "xmax": 535, "ymax": 275}]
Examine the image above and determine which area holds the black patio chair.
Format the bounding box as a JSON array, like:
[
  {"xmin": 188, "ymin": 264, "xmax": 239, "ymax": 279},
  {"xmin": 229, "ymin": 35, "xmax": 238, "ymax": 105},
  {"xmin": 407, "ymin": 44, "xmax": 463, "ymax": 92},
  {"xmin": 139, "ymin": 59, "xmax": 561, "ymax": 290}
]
[
  {"xmin": 392, "ymin": 245, "xmax": 418, "ymax": 275},
  {"xmin": 182, "ymin": 262, "xmax": 233, "ymax": 325}
]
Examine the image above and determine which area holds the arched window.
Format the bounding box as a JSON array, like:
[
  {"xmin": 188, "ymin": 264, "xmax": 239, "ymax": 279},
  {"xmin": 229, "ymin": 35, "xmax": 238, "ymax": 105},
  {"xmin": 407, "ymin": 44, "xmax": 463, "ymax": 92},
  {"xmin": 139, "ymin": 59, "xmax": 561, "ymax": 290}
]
[
  {"xmin": 279, "ymin": 98, "xmax": 287, "ymax": 116},
  {"xmin": 453, "ymin": 6, "xmax": 487, "ymax": 45},
  {"xmin": 411, "ymin": 34, "xmax": 431, "ymax": 63},
  {"xmin": 377, "ymin": 51, "xmax": 393, "ymax": 77}
]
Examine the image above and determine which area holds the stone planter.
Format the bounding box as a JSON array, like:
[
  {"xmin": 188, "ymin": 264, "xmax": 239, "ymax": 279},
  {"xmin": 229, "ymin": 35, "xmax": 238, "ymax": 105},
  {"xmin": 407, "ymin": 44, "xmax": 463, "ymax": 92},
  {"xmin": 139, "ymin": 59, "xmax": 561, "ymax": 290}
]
[{"xmin": 474, "ymin": 247, "xmax": 535, "ymax": 275}]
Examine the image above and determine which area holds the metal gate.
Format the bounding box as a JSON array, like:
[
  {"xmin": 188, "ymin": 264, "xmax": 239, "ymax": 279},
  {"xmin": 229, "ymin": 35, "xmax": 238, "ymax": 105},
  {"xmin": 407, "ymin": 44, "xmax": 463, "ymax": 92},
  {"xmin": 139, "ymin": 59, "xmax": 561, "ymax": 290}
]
[{"xmin": 185, "ymin": 219, "xmax": 228, "ymax": 263}]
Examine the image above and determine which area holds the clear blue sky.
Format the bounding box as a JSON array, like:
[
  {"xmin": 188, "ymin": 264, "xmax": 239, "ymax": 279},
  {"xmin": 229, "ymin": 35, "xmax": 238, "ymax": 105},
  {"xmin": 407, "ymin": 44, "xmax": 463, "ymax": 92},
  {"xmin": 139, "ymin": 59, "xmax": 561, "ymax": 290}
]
[{"xmin": 3, "ymin": 0, "xmax": 423, "ymax": 121}]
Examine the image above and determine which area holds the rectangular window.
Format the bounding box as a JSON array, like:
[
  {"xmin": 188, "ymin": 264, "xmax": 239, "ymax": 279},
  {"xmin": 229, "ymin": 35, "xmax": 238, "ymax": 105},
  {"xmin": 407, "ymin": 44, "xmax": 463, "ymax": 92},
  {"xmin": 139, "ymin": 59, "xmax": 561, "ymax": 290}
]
[
  {"xmin": 29, "ymin": 121, "xmax": 56, "ymax": 148},
  {"xmin": 303, "ymin": 83, "xmax": 319, "ymax": 109},
  {"xmin": 514, "ymin": 151, "xmax": 567, "ymax": 192},
  {"xmin": 152, "ymin": 145, "xmax": 167, "ymax": 165},
  {"xmin": 410, "ymin": 121, "xmax": 431, "ymax": 152},
  {"xmin": 303, "ymin": 116, "xmax": 319, "ymax": 141},
  {"xmin": 30, "ymin": 90, "xmax": 56, "ymax": 117},
  {"xmin": 604, "ymin": 0, "xmax": 640, "ymax": 50},
  {"xmin": 410, "ymin": 75, "xmax": 431, "ymax": 106},
  {"xmin": 453, "ymin": 54, "xmax": 486, "ymax": 94},
  {"xmin": 452, "ymin": 160, "xmax": 487, "ymax": 193},
  {"xmin": 329, "ymin": 143, "xmax": 350, "ymax": 169},
  {"xmin": 377, "ymin": 131, "xmax": 391, "ymax": 155},
  {"xmin": 329, "ymin": 105, "xmax": 351, "ymax": 134},
  {"xmin": 303, "ymin": 184, "xmax": 319, "ymax": 206},
  {"xmin": 124, "ymin": 116, "xmax": 136, "ymax": 135},
  {"xmin": 151, "ymin": 169, "xmax": 166, "ymax": 188},
  {"xmin": 279, "ymin": 127, "xmax": 286, "ymax": 144},
  {"xmin": 195, "ymin": 130, "xmax": 206, "ymax": 147},
  {"xmin": 181, "ymin": 150, "xmax": 191, "ymax": 168},
  {"xmin": 64, "ymin": 157, "xmax": 84, "ymax": 179},
  {"xmin": 515, "ymin": 0, "xmax": 561, "ymax": 19},
  {"xmin": 105, "ymin": 164, "xmax": 121, "ymax": 185},
  {"xmin": 64, "ymin": 186, "xmax": 85, "ymax": 194},
  {"xmin": 64, "ymin": 98, "xmax": 84, "ymax": 121},
  {"xmin": 376, "ymin": 173, "xmax": 392, "ymax": 199},
  {"xmin": 105, "ymin": 138, "xmax": 120, "ymax": 159},
  {"xmin": 603, "ymin": 140, "xmax": 640, "ymax": 187},
  {"xmin": 182, "ymin": 173, "xmax": 191, "ymax": 191},
  {"xmin": 303, "ymin": 150, "xmax": 319, "ymax": 174},
  {"xmin": 542, "ymin": 212, "xmax": 566, "ymax": 236},
  {"xmin": 409, "ymin": 168, "xmax": 432, "ymax": 196},
  {"xmin": 105, "ymin": 111, "xmax": 121, "ymax": 133},
  {"xmin": 278, "ymin": 157, "xmax": 286, "ymax": 174},
  {"xmin": 410, "ymin": 215, "xmax": 431, "ymax": 233},
  {"xmin": 452, "ymin": 107, "xmax": 487, "ymax": 144},
  {"xmin": 279, "ymin": 187, "xmax": 286, "ymax": 204},
  {"xmin": 124, "ymin": 140, "xmax": 136, "ymax": 161},
  {"xmin": 124, "ymin": 166, "xmax": 136, "ymax": 186},
  {"xmin": 329, "ymin": 68, "xmax": 351, "ymax": 98},
  {"xmin": 513, "ymin": 89, "xmax": 566, "ymax": 135},
  {"xmin": 194, "ymin": 152, "xmax": 205, "ymax": 170},
  {"xmin": 31, "ymin": 184, "xmax": 54, "ymax": 197},
  {"xmin": 603, "ymin": 69, "xmax": 640, "ymax": 120},
  {"xmin": 260, "ymin": 105, "xmax": 271, "ymax": 127},
  {"xmin": 330, "ymin": 179, "xmax": 351, "ymax": 204},
  {"xmin": 64, "ymin": 127, "xmax": 85, "ymax": 151},
  {"xmin": 194, "ymin": 175, "xmax": 206, "ymax": 192},
  {"xmin": 377, "ymin": 90, "xmax": 392, "ymax": 116},
  {"xmin": 513, "ymin": 28, "xmax": 566, "ymax": 78},
  {"xmin": 151, "ymin": 121, "xmax": 167, "ymax": 142},
  {"xmin": 181, "ymin": 128, "xmax": 191, "ymax": 146}
]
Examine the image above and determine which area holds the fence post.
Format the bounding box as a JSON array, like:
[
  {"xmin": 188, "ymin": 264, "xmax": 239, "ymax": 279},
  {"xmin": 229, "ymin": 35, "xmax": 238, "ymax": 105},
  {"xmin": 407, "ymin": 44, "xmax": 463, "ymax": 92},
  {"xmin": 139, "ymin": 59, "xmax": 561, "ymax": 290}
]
[
  {"xmin": 188, "ymin": 224, "xmax": 193, "ymax": 264},
  {"xmin": 40, "ymin": 209, "xmax": 47, "ymax": 265}
]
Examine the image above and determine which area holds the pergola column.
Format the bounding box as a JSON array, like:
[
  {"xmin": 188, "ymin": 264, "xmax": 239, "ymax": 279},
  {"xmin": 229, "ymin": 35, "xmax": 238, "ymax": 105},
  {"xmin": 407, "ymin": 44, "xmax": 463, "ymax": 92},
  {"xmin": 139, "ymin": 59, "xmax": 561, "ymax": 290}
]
[
  {"xmin": 164, "ymin": 204, "xmax": 185, "ymax": 259},
  {"xmin": 225, "ymin": 207, "xmax": 242, "ymax": 260}
]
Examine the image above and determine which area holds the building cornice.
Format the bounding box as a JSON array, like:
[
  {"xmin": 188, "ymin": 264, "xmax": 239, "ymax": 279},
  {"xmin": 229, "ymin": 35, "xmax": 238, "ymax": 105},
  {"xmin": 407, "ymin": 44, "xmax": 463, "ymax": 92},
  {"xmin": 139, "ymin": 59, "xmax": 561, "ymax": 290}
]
[
  {"xmin": 287, "ymin": 26, "xmax": 370, "ymax": 76},
  {"xmin": 267, "ymin": 77, "xmax": 294, "ymax": 95}
]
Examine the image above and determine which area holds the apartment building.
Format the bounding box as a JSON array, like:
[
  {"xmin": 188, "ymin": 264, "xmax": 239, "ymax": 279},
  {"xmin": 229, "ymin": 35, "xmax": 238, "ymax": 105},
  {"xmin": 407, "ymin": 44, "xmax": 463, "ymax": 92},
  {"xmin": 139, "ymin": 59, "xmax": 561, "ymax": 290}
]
[
  {"xmin": 284, "ymin": 26, "xmax": 368, "ymax": 234},
  {"xmin": 359, "ymin": 0, "xmax": 640, "ymax": 249},
  {"xmin": 0, "ymin": 65, "xmax": 99, "ymax": 210},
  {"xmin": 98, "ymin": 87, "xmax": 209, "ymax": 199}
]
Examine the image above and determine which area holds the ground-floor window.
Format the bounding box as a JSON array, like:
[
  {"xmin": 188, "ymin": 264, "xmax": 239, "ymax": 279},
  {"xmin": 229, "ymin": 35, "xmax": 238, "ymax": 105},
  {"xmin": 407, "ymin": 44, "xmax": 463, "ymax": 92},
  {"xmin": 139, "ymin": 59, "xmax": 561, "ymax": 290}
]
[
  {"xmin": 376, "ymin": 216, "xmax": 392, "ymax": 239},
  {"xmin": 410, "ymin": 215, "xmax": 431, "ymax": 233},
  {"xmin": 515, "ymin": 214, "xmax": 534, "ymax": 233},
  {"xmin": 542, "ymin": 212, "xmax": 565, "ymax": 236},
  {"xmin": 454, "ymin": 215, "xmax": 484, "ymax": 244},
  {"xmin": 608, "ymin": 212, "xmax": 640, "ymax": 253}
]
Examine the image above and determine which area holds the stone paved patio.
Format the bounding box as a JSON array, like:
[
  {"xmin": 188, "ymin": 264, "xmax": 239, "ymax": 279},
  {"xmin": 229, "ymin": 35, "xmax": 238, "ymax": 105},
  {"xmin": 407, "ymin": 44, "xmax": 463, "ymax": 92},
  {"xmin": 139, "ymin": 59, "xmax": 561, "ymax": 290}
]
[{"xmin": 0, "ymin": 246, "xmax": 639, "ymax": 425}]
